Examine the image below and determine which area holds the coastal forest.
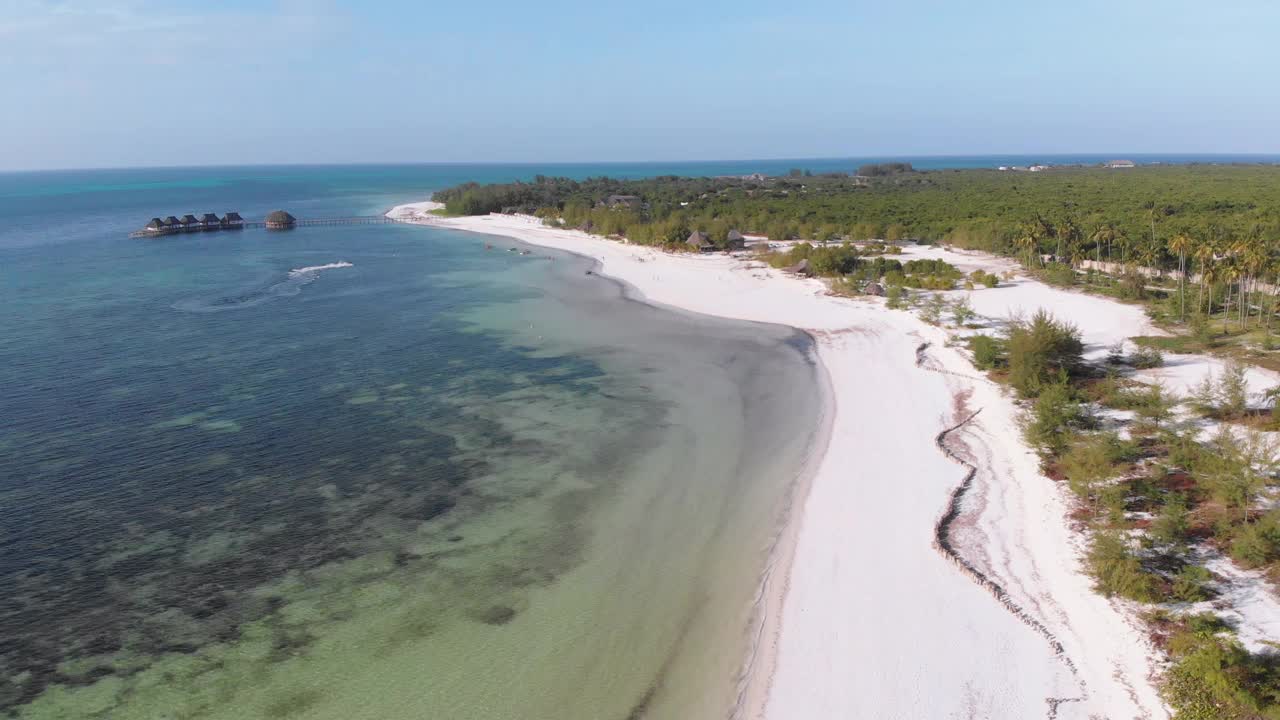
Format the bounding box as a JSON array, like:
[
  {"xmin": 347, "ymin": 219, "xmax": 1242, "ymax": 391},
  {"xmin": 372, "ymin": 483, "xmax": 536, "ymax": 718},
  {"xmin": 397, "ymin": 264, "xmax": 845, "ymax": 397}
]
[{"xmin": 432, "ymin": 164, "xmax": 1280, "ymax": 270}]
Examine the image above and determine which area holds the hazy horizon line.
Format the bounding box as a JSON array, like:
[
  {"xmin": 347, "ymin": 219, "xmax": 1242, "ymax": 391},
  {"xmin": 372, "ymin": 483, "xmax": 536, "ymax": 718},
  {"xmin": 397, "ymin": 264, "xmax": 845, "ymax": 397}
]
[{"xmin": 5, "ymin": 152, "xmax": 1280, "ymax": 175}]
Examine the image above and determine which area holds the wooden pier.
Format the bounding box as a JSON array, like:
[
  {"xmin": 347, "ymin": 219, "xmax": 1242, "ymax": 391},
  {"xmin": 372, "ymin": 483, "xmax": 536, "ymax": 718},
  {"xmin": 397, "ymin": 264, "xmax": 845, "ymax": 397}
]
[{"xmin": 130, "ymin": 214, "xmax": 404, "ymax": 238}]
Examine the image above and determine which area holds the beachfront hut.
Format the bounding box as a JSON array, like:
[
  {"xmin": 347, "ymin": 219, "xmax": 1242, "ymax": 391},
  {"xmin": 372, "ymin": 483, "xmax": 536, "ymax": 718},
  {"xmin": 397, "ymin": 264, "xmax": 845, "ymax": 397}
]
[
  {"xmin": 686, "ymin": 231, "xmax": 712, "ymax": 251},
  {"xmin": 726, "ymin": 230, "xmax": 746, "ymax": 250},
  {"xmin": 604, "ymin": 194, "xmax": 642, "ymax": 210},
  {"xmin": 222, "ymin": 212, "xmax": 244, "ymax": 229},
  {"xmin": 265, "ymin": 210, "xmax": 297, "ymax": 230},
  {"xmin": 783, "ymin": 258, "xmax": 812, "ymax": 276},
  {"xmin": 864, "ymin": 282, "xmax": 885, "ymax": 296}
]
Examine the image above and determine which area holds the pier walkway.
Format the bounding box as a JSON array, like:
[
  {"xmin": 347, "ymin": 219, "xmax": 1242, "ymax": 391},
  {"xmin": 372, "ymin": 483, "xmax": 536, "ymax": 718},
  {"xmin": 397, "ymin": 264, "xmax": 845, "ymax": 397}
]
[{"xmin": 130, "ymin": 215, "xmax": 404, "ymax": 238}]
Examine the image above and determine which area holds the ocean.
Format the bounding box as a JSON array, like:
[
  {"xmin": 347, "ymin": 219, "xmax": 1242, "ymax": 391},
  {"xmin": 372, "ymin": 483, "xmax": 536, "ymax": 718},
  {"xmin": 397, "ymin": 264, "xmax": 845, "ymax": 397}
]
[
  {"xmin": 2, "ymin": 155, "xmax": 1273, "ymax": 718},
  {"xmin": 0, "ymin": 165, "xmax": 824, "ymax": 719}
]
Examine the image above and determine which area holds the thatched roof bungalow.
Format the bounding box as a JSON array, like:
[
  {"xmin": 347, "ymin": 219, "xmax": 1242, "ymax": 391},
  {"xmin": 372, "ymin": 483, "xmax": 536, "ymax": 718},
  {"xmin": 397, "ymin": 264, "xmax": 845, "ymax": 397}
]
[
  {"xmin": 687, "ymin": 231, "xmax": 712, "ymax": 251},
  {"xmin": 200, "ymin": 213, "xmax": 221, "ymax": 229},
  {"xmin": 864, "ymin": 282, "xmax": 885, "ymax": 296},
  {"xmin": 144, "ymin": 218, "xmax": 165, "ymax": 233},
  {"xmin": 604, "ymin": 194, "xmax": 642, "ymax": 210},
  {"xmin": 180, "ymin": 214, "xmax": 199, "ymax": 228},
  {"xmin": 265, "ymin": 210, "xmax": 296, "ymax": 230},
  {"xmin": 726, "ymin": 229, "xmax": 746, "ymax": 250},
  {"xmin": 222, "ymin": 212, "xmax": 244, "ymax": 228},
  {"xmin": 164, "ymin": 216, "xmax": 181, "ymax": 228}
]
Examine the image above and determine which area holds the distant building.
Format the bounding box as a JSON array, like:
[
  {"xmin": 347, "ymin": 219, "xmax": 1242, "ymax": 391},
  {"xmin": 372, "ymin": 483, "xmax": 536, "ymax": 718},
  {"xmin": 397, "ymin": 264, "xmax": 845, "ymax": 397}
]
[
  {"xmin": 998, "ymin": 166, "xmax": 1009, "ymax": 171},
  {"xmin": 1106, "ymin": 159, "xmax": 1136, "ymax": 168},
  {"xmin": 200, "ymin": 213, "xmax": 221, "ymax": 229},
  {"xmin": 265, "ymin": 210, "xmax": 297, "ymax": 230},
  {"xmin": 686, "ymin": 231, "xmax": 712, "ymax": 251},
  {"xmin": 726, "ymin": 229, "xmax": 746, "ymax": 250},
  {"xmin": 222, "ymin": 212, "xmax": 244, "ymax": 228},
  {"xmin": 164, "ymin": 215, "xmax": 181, "ymax": 229},
  {"xmin": 1029, "ymin": 165, "xmax": 1048, "ymax": 172},
  {"xmin": 180, "ymin": 214, "xmax": 200, "ymax": 228},
  {"xmin": 864, "ymin": 282, "xmax": 885, "ymax": 297},
  {"xmin": 144, "ymin": 217, "xmax": 165, "ymax": 233},
  {"xmin": 604, "ymin": 194, "xmax": 643, "ymax": 210}
]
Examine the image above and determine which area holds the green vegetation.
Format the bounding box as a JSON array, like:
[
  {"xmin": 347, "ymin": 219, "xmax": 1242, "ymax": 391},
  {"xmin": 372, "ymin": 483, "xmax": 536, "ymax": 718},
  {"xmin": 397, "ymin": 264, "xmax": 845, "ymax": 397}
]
[
  {"xmin": 1161, "ymin": 619, "xmax": 1280, "ymax": 720},
  {"xmin": 967, "ymin": 334, "xmax": 1005, "ymax": 370},
  {"xmin": 1005, "ymin": 311, "xmax": 1086, "ymax": 397},
  {"xmin": 436, "ymin": 166, "xmax": 1280, "ymax": 373},
  {"xmin": 434, "ymin": 165, "xmax": 1280, "ymax": 269},
  {"xmin": 954, "ymin": 297, "xmax": 1280, "ymax": 718}
]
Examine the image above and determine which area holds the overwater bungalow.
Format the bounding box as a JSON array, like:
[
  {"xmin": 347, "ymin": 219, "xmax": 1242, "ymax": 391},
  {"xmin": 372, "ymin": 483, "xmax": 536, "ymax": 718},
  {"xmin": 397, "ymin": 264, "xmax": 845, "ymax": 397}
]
[
  {"xmin": 222, "ymin": 212, "xmax": 244, "ymax": 229},
  {"xmin": 144, "ymin": 218, "xmax": 165, "ymax": 233},
  {"xmin": 265, "ymin": 210, "xmax": 296, "ymax": 230},
  {"xmin": 164, "ymin": 216, "xmax": 181, "ymax": 229},
  {"xmin": 180, "ymin": 214, "xmax": 200, "ymax": 229},
  {"xmin": 200, "ymin": 213, "xmax": 221, "ymax": 229}
]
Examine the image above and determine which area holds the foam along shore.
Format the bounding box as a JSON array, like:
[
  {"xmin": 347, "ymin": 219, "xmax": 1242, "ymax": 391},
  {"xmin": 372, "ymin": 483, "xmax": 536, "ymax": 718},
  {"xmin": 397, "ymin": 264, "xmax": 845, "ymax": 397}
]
[{"xmin": 388, "ymin": 205, "xmax": 1170, "ymax": 718}]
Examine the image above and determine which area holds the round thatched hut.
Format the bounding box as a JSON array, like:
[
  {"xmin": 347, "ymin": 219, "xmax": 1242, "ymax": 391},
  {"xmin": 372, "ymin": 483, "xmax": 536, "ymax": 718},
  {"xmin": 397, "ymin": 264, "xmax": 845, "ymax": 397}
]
[{"xmin": 265, "ymin": 210, "xmax": 296, "ymax": 230}]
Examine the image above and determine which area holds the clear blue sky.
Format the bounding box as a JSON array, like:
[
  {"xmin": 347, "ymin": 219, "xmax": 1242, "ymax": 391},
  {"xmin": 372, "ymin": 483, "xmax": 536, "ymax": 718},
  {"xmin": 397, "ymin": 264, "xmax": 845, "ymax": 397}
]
[{"xmin": 3, "ymin": 0, "xmax": 1278, "ymax": 170}]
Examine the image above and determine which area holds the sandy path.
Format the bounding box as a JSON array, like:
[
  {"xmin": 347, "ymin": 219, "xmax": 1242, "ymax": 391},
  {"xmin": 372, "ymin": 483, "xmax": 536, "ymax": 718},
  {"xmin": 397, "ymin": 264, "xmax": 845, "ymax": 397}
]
[{"xmin": 387, "ymin": 207, "xmax": 1168, "ymax": 719}]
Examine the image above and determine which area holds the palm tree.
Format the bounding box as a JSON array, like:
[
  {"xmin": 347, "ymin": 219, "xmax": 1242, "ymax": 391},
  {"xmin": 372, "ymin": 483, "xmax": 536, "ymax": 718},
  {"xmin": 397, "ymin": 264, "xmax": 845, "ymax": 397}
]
[
  {"xmin": 1194, "ymin": 243, "xmax": 1216, "ymax": 316},
  {"xmin": 1220, "ymin": 259, "xmax": 1240, "ymax": 334},
  {"xmin": 1168, "ymin": 233, "xmax": 1192, "ymax": 322},
  {"xmin": 1090, "ymin": 224, "xmax": 1117, "ymax": 264},
  {"xmin": 1016, "ymin": 220, "xmax": 1043, "ymax": 268},
  {"xmin": 1241, "ymin": 230, "xmax": 1270, "ymax": 329}
]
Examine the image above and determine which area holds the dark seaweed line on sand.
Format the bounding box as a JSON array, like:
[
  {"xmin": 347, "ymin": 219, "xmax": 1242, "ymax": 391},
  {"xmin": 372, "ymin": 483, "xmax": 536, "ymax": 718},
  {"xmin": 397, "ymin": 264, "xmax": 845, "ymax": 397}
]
[{"xmin": 916, "ymin": 341, "xmax": 1086, "ymax": 719}]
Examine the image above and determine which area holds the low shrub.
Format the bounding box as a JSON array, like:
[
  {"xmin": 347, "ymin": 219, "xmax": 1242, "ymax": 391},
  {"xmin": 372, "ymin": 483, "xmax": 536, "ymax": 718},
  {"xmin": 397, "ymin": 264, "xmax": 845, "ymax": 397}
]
[
  {"xmin": 1087, "ymin": 531, "xmax": 1156, "ymax": 602},
  {"xmin": 968, "ymin": 334, "xmax": 1006, "ymax": 370}
]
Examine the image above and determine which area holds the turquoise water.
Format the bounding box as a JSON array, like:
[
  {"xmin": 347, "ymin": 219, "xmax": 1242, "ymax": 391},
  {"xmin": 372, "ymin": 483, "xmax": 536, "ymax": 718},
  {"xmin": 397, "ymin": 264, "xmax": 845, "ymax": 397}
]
[{"xmin": 0, "ymin": 167, "xmax": 824, "ymax": 718}]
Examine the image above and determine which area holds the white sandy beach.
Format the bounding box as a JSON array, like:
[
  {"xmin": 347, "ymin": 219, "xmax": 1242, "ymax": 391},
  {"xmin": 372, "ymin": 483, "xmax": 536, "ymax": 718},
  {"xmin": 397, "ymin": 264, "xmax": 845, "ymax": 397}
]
[{"xmin": 388, "ymin": 203, "xmax": 1172, "ymax": 718}]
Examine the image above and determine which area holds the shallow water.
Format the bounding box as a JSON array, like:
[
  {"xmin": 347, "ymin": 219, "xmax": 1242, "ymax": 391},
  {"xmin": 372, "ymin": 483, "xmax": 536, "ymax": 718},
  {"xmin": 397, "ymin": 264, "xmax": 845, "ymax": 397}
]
[{"xmin": 0, "ymin": 169, "xmax": 822, "ymax": 719}]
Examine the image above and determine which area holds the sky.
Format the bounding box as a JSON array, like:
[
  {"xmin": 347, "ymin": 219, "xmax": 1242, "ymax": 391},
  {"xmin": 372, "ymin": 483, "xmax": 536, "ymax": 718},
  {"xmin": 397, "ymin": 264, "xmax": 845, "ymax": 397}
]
[{"xmin": 2, "ymin": 0, "xmax": 1279, "ymax": 171}]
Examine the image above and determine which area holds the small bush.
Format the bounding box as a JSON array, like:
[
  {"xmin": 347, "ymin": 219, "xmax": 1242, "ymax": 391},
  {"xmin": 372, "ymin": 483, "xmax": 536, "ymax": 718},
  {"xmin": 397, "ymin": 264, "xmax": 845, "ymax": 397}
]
[
  {"xmin": 1171, "ymin": 564, "xmax": 1214, "ymax": 603},
  {"xmin": 1087, "ymin": 531, "xmax": 1156, "ymax": 602},
  {"xmin": 1007, "ymin": 310, "xmax": 1085, "ymax": 398},
  {"xmin": 1128, "ymin": 346, "xmax": 1165, "ymax": 369},
  {"xmin": 950, "ymin": 295, "xmax": 976, "ymax": 326},
  {"xmin": 885, "ymin": 285, "xmax": 908, "ymax": 309},
  {"xmin": 919, "ymin": 293, "xmax": 946, "ymax": 325},
  {"xmin": 1150, "ymin": 494, "xmax": 1191, "ymax": 547},
  {"xmin": 1024, "ymin": 381, "xmax": 1087, "ymax": 456},
  {"xmin": 1219, "ymin": 362, "xmax": 1249, "ymax": 418},
  {"xmin": 1061, "ymin": 434, "xmax": 1122, "ymax": 503},
  {"xmin": 1230, "ymin": 516, "xmax": 1280, "ymax": 568},
  {"xmin": 969, "ymin": 334, "xmax": 1006, "ymax": 370}
]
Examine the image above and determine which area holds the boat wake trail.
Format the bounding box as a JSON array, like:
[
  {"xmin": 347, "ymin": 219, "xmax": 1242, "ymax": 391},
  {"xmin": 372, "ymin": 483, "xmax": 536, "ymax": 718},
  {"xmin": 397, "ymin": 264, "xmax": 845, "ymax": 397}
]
[
  {"xmin": 916, "ymin": 341, "xmax": 1087, "ymax": 719},
  {"xmin": 173, "ymin": 261, "xmax": 353, "ymax": 313}
]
